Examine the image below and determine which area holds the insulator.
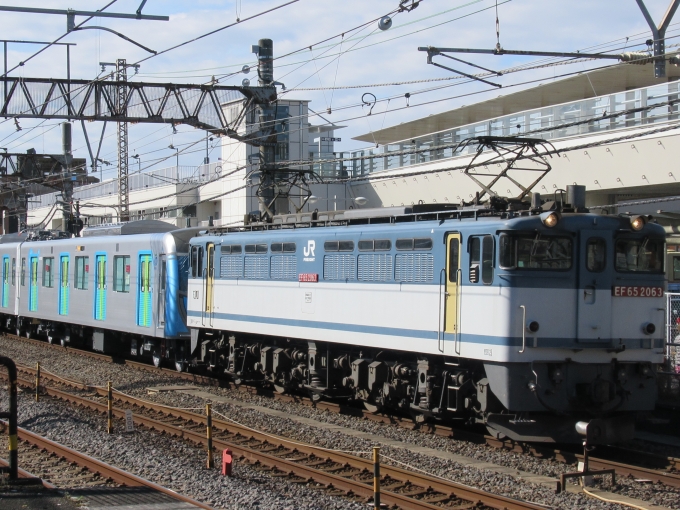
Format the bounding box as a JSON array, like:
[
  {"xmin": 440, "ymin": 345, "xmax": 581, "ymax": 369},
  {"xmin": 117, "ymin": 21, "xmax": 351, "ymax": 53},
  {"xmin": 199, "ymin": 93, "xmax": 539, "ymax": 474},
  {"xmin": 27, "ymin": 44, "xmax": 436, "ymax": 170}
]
[{"xmin": 620, "ymin": 52, "xmax": 652, "ymax": 65}]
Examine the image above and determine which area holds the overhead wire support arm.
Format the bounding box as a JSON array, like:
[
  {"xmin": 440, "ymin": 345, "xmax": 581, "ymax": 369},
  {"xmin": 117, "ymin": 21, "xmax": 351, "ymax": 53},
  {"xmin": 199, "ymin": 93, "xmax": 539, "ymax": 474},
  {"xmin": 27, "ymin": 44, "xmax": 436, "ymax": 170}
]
[
  {"xmin": 635, "ymin": 0, "xmax": 680, "ymax": 78},
  {"xmin": 425, "ymin": 48, "xmax": 502, "ymax": 88},
  {"xmin": 419, "ymin": 46, "xmax": 627, "ymax": 60},
  {"xmin": 0, "ymin": 6, "xmax": 169, "ymax": 21}
]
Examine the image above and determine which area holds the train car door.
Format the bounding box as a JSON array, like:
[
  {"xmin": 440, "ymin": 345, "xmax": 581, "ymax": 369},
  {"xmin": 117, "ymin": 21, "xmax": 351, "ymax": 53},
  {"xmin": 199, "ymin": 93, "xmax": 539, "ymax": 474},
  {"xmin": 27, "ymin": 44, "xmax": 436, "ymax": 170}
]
[
  {"xmin": 58, "ymin": 255, "xmax": 69, "ymax": 316},
  {"xmin": 94, "ymin": 254, "xmax": 107, "ymax": 320},
  {"xmin": 204, "ymin": 243, "xmax": 215, "ymax": 326},
  {"xmin": 137, "ymin": 253, "xmax": 152, "ymax": 327},
  {"xmin": 443, "ymin": 233, "xmax": 461, "ymax": 354},
  {"xmin": 577, "ymin": 231, "xmax": 612, "ymax": 342},
  {"xmin": 28, "ymin": 255, "xmax": 38, "ymax": 312},
  {"xmin": 2, "ymin": 255, "xmax": 9, "ymax": 308},
  {"xmin": 156, "ymin": 255, "xmax": 166, "ymax": 329}
]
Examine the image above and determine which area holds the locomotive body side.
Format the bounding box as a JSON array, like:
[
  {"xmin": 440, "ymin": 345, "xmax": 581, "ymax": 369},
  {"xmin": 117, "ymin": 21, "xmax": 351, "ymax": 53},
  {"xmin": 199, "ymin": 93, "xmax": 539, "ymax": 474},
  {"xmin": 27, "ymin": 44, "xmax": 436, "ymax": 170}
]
[{"xmin": 186, "ymin": 211, "xmax": 665, "ymax": 443}]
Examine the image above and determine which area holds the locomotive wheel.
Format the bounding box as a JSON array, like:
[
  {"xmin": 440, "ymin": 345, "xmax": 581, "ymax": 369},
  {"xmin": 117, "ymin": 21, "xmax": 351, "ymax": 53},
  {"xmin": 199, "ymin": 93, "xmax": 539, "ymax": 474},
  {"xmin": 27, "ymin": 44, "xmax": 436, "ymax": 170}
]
[
  {"xmin": 152, "ymin": 353, "xmax": 161, "ymax": 368},
  {"xmin": 25, "ymin": 328, "xmax": 32, "ymax": 339},
  {"xmin": 60, "ymin": 337, "xmax": 67, "ymax": 347},
  {"xmin": 47, "ymin": 334, "xmax": 55, "ymax": 344},
  {"xmin": 175, "ymin": 361, "xmax": 185, "ymax": 373},
  {"xmin": 273, "ymin": 384, "xmax": 286, "ymax": 394}
]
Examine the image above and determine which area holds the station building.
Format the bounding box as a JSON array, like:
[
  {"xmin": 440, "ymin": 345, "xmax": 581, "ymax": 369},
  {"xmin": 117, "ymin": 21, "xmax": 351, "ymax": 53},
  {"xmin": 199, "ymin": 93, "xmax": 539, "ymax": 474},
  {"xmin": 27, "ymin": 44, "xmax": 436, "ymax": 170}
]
[{"xmin": 24, "ymin": 62, "xmax": 680, "ymax": 230}]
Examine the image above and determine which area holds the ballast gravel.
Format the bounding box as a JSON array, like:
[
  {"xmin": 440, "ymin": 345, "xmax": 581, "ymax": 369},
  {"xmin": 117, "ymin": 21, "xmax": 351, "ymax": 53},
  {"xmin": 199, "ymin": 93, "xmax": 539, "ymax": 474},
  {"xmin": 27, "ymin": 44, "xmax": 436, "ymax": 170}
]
[
  {"xmin": 0, "ymin": 386, "xmax": 361, "ymax": 510},
  {"xmin": 1, "ymin": 335, "xmax": 679, "ymax": 509}
]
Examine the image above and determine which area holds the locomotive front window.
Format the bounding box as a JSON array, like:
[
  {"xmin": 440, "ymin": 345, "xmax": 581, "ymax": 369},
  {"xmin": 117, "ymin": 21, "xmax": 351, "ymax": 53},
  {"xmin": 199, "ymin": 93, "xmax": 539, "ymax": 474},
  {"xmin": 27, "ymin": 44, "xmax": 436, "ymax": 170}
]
[
  {"xmin": 586, "ymin": 238, "xmax": 606, "ymax": 272},
  {"xmin": 499, "ymin": 234, "xmax": 572, "ymax": 270},
  {"xmin": 615, "ymin": 237, "xmax": 664, "ymax": 273}
]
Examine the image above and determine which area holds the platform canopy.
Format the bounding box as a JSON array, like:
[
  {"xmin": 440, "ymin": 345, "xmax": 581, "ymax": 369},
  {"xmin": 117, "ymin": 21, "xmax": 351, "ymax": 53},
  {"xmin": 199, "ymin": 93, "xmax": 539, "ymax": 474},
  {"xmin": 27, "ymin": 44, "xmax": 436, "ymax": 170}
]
[{"xmin": 353, "ymin": 62, "xmax": 680, "ymax": 145}]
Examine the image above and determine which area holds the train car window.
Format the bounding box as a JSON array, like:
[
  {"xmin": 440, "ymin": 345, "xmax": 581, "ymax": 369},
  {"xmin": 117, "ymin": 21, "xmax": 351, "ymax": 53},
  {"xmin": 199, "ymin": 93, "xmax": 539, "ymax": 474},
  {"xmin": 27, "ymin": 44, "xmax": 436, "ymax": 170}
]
[
  {"xmin": 75, "ymin": 256, "xmax": 89, "ymax": 290},
  {"xmin": 615, "ymin": 237, "xmax": 664, "ymax": 273},
  {"xmin": 21, "ymin": 258, "xmax": 25, "ymax": 286},
  {"xmin": 324, "ymin": 241, "xmax": 339, "ymax": 252},
  {"xmin": 113, "ymin": 255, "xmax": 131, "ymax": 292},
  {"xmin": 231, "ymin": 245, "xmax": 242, "ymax": 254},
  {"xmin": 482, "ymin": 236, "xmax": 494, "ymax": 284},
  {"xmin": 358, "ymin": 240, "xmax": 373, "ymax": 251},
  {"xmin": 586, "ymin": 238, "xmax": 606, "ymax": 272},
  {"xmin": 11, "ymin": 258, "xmax": 15, "ymax": 286},
  {"xmin": 448, "ymin": 239, "xmax": 459, "ymax": 282},
  {"xmin": 499, "ymin": 234, "xmax": 572, "ymax": 270},
  {"xmin": 469, "ymin": 237, "xmax": 481, "ymax": 283},
  {"xmin": 270, "ymin": 243, "xmax": 283, "ymax": 253},
  {"xmin": 42, "ymin": 257, "xmax": 54, "ymax": 288}
]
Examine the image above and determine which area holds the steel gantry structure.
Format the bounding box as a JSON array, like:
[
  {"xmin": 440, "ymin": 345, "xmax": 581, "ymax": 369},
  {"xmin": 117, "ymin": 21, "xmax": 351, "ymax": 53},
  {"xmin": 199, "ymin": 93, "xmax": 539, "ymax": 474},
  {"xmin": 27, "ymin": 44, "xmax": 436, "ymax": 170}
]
[{"xmin": 0, "ymin": 76, "xmax": 277, "ymax": 224}]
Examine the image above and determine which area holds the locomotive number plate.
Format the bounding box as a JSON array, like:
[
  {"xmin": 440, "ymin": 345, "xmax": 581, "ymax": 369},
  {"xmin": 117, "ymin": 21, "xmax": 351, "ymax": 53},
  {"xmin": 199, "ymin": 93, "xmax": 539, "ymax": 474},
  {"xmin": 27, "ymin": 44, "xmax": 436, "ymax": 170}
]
[
  {"xmin": 298, "ymin": 273, "xmax": 318, "ymax": 282},
  {"xmin": 612, "ymin": 286, "xmax": 663, "ymax": 297}
]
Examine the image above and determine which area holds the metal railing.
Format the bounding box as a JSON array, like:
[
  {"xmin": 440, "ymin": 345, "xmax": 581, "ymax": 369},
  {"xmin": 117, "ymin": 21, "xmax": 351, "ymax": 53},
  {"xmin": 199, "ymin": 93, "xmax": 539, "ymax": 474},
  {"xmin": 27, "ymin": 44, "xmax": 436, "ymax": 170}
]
[
  {"xmin": 28, "ymin": 162, "xmax": 223, "ymax": 210},
  {"xmin": 662, "ymin": 293, "xmax": 680, "ymax": 404},
  {"xmin": 344, "ymin": 80, "xmax": 680, "ymax": 176}
]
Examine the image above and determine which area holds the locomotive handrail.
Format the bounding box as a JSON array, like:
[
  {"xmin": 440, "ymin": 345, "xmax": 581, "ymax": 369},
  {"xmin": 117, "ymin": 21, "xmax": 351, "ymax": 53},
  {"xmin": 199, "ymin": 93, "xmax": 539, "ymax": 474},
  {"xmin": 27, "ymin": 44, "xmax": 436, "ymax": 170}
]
[
  {"xmin": 455, "ymin": 268, "xmax": 462, "ymax": 355},
  {"xmin": 438, "ymin": 268, "xmax": 445, "ymax": 353},
  {"xmin": 519, "ymin": 305, "xmax": 527, "ymax": 354}
]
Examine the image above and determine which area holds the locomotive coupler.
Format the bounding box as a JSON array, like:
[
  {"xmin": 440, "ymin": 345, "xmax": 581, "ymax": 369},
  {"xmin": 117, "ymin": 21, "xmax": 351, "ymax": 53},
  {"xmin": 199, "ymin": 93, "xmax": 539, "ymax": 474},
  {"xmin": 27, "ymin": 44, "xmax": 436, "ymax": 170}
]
[{"xmin": 555, "ymin": 421, "xmax": 616, "ymax": 493}]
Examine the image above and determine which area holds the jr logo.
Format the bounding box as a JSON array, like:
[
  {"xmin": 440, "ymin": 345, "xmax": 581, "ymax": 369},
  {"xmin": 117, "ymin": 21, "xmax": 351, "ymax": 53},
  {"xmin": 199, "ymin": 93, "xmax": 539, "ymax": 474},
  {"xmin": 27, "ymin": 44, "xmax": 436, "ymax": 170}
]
[{"xmin": 303, "ymin": 240, "xmax": 316, "ymax": 261}]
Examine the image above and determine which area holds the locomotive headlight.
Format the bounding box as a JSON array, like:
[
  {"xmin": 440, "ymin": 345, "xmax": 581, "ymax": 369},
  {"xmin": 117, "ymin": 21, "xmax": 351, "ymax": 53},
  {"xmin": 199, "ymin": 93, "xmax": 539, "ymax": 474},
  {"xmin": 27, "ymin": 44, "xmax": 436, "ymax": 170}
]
[
  {"xmin": 540, "ymin": 211, "xmax": 560, "ymax": 228},
  {"xmin": 630, "ymin": 215, "xmax": 646, "ymax": 231}
]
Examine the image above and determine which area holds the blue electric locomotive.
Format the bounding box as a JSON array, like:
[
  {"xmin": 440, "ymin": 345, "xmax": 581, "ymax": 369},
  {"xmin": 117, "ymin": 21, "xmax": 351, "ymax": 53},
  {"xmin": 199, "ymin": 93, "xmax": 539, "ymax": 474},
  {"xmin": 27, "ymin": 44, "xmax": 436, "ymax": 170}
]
[{"xmin": 186, "ymin": 187, "xmax": 665, "ymax": 443}]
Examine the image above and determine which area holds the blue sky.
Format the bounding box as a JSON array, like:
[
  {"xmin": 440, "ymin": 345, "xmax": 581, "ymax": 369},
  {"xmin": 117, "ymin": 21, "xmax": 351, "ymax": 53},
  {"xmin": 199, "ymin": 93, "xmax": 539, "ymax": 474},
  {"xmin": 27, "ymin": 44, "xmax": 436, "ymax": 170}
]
[{"xmin": 0, "ymin": 0, "xmax": 676, "ymax": 182}]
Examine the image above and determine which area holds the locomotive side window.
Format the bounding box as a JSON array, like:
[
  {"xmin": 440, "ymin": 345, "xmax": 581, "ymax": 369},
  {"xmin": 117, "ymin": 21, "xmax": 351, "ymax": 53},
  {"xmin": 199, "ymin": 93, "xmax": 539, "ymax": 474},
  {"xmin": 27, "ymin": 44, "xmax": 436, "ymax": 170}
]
[
  {"xmin": 674, "ymin": 257, "xmax": 680, "ymax": 280},
  {"xmin": 21, "ymin": 258, "xmax": 25, "ymax": 286},
  {"xmin": 482, "ymin": 236, "xmax": 494, "ymax": 284},
  {"xmin": 221, "ymin": 244, "xmax": 242, "ymax": 254},
  {"xmin": 270, "ymin": 243, "xmax": 297, "ymax": 253},
  {"xmin": 448, "ymin": 238, "xmax": 460, "ymax": 282},
  {"xmin": 11, "ymin": 258, "xmax": 15, "ymax": 286},
  {"xmin": 396, "ymin": 238, "xmax": 432, "ymax": 250},
  {"xmin": 615, "ymin": 238, "xmax": 664, "ymax": 273},
  {"xmin": 499, "ymin": 234, "xmax": 572, "ymax": 270},
  {"xmin": 190, "ymin": 246, "xmax": 204, "ymax": 277},
  {"xmin": 360, "ymin": 239, "xmax": 391, "ymax": 251},
  {"xmin": 245, "ymin": 244, "xmax": 268, "ymax": 254},
  {"xmin": 75, "ymin": 256, "xmax": 89, "ymax": 290},
  {"xmin": 324, "ymin": 240, "xmax": 354, "ymax": 252},
  {"xmin": 469, "ymin": 237, "xmax": 480, "ymax": 283},
  {"xmin": 586, "ymin": 238, "xmax": 606, "ymax": 272},
  {"xmin": 42, "ymin": 257, "xmax": 54, "ymax": 288}
]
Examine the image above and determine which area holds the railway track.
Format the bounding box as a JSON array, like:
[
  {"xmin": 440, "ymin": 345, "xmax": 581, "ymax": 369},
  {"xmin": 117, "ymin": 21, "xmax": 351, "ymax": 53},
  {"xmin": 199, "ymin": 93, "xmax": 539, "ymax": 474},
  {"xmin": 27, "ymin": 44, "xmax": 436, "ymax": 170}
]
[
  {"xmin": 5, "ymin": 332, "xmax": 680, "ymax": 491},
  {"xmin": 2, "ymin": 363, "xmax": 546, "ymax": 510},
  {"xmin": 0, "ymin": 421, "xmax": 212, "ymax": 509}
]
